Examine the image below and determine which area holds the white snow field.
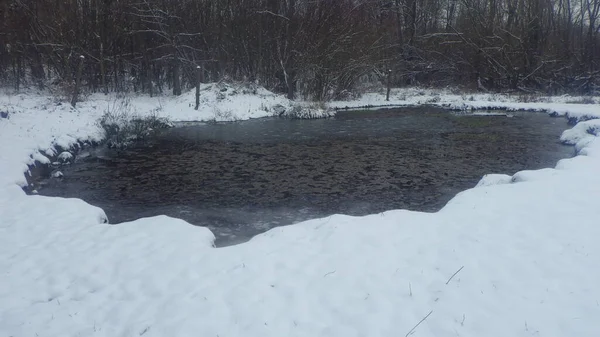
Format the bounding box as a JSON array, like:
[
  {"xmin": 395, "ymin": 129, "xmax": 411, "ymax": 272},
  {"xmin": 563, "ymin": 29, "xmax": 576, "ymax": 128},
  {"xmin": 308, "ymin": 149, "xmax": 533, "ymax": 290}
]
[{"xmin": 1, "ymin": 86, "xmax": 600, "ymax": 337}]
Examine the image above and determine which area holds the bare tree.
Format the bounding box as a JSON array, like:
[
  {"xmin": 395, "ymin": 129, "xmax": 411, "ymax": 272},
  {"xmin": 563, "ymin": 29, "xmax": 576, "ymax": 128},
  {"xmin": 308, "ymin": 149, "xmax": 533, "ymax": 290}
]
[{"xmin": 2, "ymin": 0, "xmax": 600, "ymax": 97}]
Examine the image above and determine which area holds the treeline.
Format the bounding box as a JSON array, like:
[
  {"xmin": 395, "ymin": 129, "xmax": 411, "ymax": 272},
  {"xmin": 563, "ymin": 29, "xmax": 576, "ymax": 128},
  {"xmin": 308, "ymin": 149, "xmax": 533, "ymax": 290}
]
[{"xmin": 1, "ymin": 0, "xmax": 599, "ymax": 99}]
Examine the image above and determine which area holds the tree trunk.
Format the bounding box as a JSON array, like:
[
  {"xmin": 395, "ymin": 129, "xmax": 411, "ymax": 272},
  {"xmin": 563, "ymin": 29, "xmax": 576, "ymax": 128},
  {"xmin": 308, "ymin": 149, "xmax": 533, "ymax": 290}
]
[
  {"xmin": 100, "ymin": 42, "xmax": 107, "ymax": 94},
  {"xmin": 14, "ymin": 54, "xmax": 21, "ymax": 92},
  {"xmin": 406, "ymin": 0, "xmax": 417, "ymax": 46},
  {"xmin": 173, "ymin": 55, "xmax": 181, "ymax": 96},
  {"xmin": 395, "ymin": 0, "xmax": 404, "ymax": 50},
  {"xmin": 147, "ymin": 60, "xmax": 153, "ymax": 97},
  {"xmin": 71, "ymin": 55, "xmax": 84, "ymax": 107},
  {"xmin": 30, "ymin": 46, "xmax": 46, "ymax": 89}
]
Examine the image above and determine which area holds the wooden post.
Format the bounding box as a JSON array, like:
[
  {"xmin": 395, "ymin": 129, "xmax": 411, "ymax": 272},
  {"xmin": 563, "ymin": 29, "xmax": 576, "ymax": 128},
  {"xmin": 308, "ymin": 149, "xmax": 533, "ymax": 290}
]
[
  {"xmin": 199, "ymin": 62, "xmax": 205, "ymax": 83},
  {"xmin": 71, "ymin": 55, "xmax": 85, "ymax": 107},
  {"xmin": 386, "ymin": 69, "xmax": 392, "ymax": 101},
  {"xmin": 195, "ymin": 65, "xmax": 201, "ymax": 110}
]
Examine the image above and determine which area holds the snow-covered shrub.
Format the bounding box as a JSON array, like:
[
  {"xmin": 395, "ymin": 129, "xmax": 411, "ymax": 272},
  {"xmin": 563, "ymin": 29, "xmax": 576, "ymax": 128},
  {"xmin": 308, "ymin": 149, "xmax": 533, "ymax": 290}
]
[
  {"xmin": 450, "ymin": 87, "xmax": 466, "ymax": 95},
  {"xmin": 99, "ymin": 97, "xmax": 171, "ymax": 148},
  {"xmin": 240, "ymin": 82, "xmax": 259, "ymax": 95},
  {"xmin": 0, "ymin": 102, "xmax": 15, "ymax": 119},
  {"xmin": 560, "ymin": 119, "xmax": 600, "ymax": 144},
  {"xmin": 565, "ymin": 97, "xmax": 596, "ymax": 104},
  {"xmin": 517, "ymin": 93, "xmax": 549, "ymax": 103},
  {"xmin": 57, "ymin": 151, "xmax": 74, "ymax": 163},
  {"xmin": 280, "ymin": 102, "xmax": 335, "ymax": 119},
  {"xmin": 215, "ymin": 80, "xmax": 259, "ymax": 97},
  {"xmin": 587, "ymin": 124, "xmax": 600, "ymax": 137},
  {"xmin": 271, "ymin": 104, "xmax": 286, "ymax": 116},
  {"xmin": 334, "ymin": 89, "xmax": 362, "ymax": 101},
  {"xmin": 426, "ymin": 95, "xmax": 441, "ymax": 103},
  {"xmin": 213, "ymin": 107, "xmax": 235, "ymax": 121}
]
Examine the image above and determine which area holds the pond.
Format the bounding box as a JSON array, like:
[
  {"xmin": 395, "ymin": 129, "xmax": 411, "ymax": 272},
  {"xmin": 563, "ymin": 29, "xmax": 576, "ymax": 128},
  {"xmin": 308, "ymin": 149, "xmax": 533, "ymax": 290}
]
[{"xmin": 37, "ymin": 107, "xmax": 573, "ymax": 246}]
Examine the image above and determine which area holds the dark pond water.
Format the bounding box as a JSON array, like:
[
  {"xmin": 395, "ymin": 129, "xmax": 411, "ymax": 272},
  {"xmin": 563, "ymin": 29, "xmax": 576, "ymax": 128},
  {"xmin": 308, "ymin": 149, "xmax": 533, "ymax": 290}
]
[{"xmin": 38, "ymin": 107, "xmax": 573, "ymax": 246}]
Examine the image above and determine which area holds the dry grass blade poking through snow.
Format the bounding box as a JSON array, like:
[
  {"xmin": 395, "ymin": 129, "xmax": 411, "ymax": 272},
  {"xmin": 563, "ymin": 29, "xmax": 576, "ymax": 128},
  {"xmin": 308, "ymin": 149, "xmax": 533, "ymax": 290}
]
[
  {"xmin": 405, "ymin": 311, "xmax": 434, "ymax": 337},
  {"xmin": 445, "ymin": 266, "xmax": 465, "ymax": 285}
]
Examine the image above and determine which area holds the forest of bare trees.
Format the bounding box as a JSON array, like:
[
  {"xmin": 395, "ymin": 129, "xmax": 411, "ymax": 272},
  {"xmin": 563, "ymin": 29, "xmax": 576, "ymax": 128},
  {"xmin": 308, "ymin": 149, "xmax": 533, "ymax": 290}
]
[{"xmin": 1, "ymin": 0, "xmax": 600, "ymax": 100}]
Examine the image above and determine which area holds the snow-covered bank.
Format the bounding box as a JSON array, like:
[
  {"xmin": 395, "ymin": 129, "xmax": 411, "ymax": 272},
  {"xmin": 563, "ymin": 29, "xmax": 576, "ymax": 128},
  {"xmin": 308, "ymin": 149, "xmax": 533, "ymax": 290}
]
[
  {"xmin": 330, "ymin": 87, "xmax": 600, "ymax": 122},
  {"xmin": 0, "ymin": 83, "xmax": 297, "ymax": 187},
  {"xmin": 2, "ymin": 87, "xmax": 600, "ymax": 337}
]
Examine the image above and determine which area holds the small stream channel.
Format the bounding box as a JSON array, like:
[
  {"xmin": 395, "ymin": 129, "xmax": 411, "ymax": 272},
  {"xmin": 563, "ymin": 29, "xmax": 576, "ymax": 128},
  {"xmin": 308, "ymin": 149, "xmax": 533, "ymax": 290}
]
[{"xmin": 37, "ymin": 107, "xmax": 573, "ymax": 246}]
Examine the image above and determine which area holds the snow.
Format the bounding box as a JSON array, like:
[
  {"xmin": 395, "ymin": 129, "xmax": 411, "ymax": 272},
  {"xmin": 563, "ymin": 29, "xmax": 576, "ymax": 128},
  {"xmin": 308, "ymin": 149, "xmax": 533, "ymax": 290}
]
[
  {"xmin": 0, "ymin": 83, "xmax": 295, "ymax": 187},
  {"xmin": 474, "ymin": 174, "xmax": 512, "ymax": 187},
  {"xmin": 1, "ymin": 86, "xmax": 600, "ymax": 337},
  {"xmin": 148, "ymin": 82, "xmax": 294, "ymax": 122},
  {"xmin": 561, "ymin": 119, "xmax": 600, "ymax": 147},
  {"xmin": 330, "ymin": 87, "xmax": 600, "ymax": 122},
  {"xmin": 58, "ymin": 151, "xmax": 74, "ymax": 162}
]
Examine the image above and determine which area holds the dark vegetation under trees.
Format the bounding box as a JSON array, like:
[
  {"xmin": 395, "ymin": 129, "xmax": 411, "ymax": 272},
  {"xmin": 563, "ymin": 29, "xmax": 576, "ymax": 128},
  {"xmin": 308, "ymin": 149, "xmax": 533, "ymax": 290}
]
[{"xmin": 1, "ymin": 0, "xmax": 600, "ymax": 100}]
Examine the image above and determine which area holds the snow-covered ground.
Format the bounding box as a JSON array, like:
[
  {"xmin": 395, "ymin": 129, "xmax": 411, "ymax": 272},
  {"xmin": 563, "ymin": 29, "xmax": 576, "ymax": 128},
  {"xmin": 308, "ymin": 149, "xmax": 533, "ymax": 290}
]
[
  {"xmin": 331, "ymin": 87, "xmax": 600, "ymax": 122},
  {"xmin": 1, "ymin": 85, "xmax": 600, "ymax": 337}
]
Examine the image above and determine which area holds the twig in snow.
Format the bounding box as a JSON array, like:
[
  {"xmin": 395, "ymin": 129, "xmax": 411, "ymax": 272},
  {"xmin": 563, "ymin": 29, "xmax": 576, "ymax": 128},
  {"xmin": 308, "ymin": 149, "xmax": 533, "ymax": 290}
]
[
  {"xmin": 139, "ymin": 326, "xmax": 151, "ymax": 336},
  {"xmin": 461, "ymin": 314, "xmax": 466, "ymax": 326},
  {"xmin": 409, "ymin": 282, "xmax": 413, "ymax": 297},
  {"xmin": 323, "ymin": 270, "xmax": 336, "ymax": 277},
  {"xmin": 446, "ymin": 266, "xmax": 464, "ymax": 285},
  {"xmin": 405, "ymin": 310, "xmax": 433, "ymax": 337}
]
